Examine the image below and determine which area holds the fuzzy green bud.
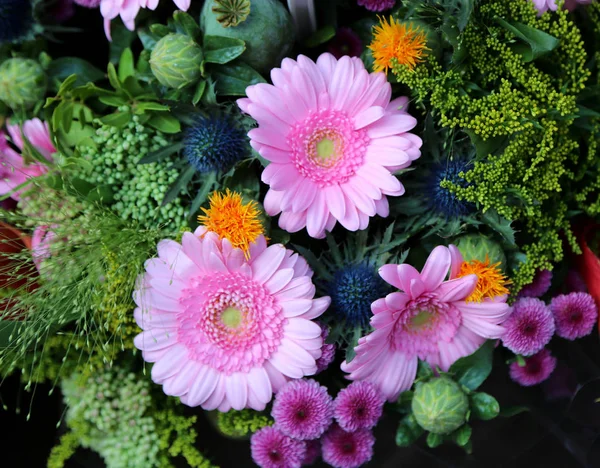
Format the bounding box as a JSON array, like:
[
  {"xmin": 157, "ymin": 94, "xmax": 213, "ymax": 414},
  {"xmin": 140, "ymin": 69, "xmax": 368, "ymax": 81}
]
[
  {"xmin": 150, "ymin": 34, "xmax": 203, "ymax": 89},
  {"xmin": 0, "ymin": 58, "xmax": 47, "ymax": 109},
  {"xmin": 454, "ymin": 234, "xmax": 507, "ymax": 270},
  {"xmin": 412, "ymin": 377, "xmax": 469, "ymax": 435}
]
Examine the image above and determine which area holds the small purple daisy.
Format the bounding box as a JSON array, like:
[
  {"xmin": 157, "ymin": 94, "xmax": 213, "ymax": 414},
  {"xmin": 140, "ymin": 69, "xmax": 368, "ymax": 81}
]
[
  {"xmin": 518, "ymin": 269, "xmax": 552, "ymax": 298},
  {"xmin": 302, "ymin": 440, "xmax": 321, "ymax": 466},
  {"xmin": 327, "ymin": 28, "xmax": 363, "ymax": 59},
  {"xmin": 316, "ymin": 323, "xmax": 336, "ymax": 374},
  {"xmin": 356, "ymin": 0, "xmax": 395, "ymax": 12},
  {"xmin": 501, "ymin": 297, "xmax": 555, "ymax": 356},
  {"xmin": 550, "ymin": 292, "xmax": 597, "ymax": 340},
  {"xmin": 333, "ymin": 381, "xmax": 384, "ymax": 432},
  {"xmin": 271, "ymin": 379, "xmax": 333, "ymax": 441},
  {"xmin": 321, "ymin": 424, "xmax": 375, "ymax": 468},
  {"xmin": 509, "ymin": 349, "xmax": 557, "ymax": 387},
  {"xmin": 251, "ymin": 426, "xmax": 306, "ymax": 468}
]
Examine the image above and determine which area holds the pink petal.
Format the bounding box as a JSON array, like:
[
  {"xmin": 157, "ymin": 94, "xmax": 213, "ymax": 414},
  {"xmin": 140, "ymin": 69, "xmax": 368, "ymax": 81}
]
[
  {"xmin": 202, "ymin": 375, "xmax": 226, "ymax": 410},
  {"xmin": 436, "ymin": 275, "xmax": 477, "ymax": 302},
  {"xmin": 265, "ymin": 268, "xmax": 295, "ymax": 294},
  {"xmin": 284, "ymin": 318, "xmax": 322, "ymax": 340},
  {"xmin": 280, "ymin": 299, "xmax": 313, "ymax": 317},
  {"xmin": 134, "ymin": 330, "xmax": 176, "ymax": 352},
  {"xmin": 252, "ymin": 244, "xmax": 287, "ymax": 283},
  {"xmin": 225, "ymin": 373, "xmax": 248, "ymax": 411},
  {"xmin": 385, "ymin": 292, "xmax": 409, "ymax": 310},
  {"xmin": 396, "ymin": 264, "xmax": 421, "ymax": 295},
  {"xmin": 263, "ymin": 361, "xmax": 288, "ymax": 393},
  {"xmin": 379, "ymin": 264, "xmax": 403, "ymax": 289},
  {"xmin": 306, "ymin": 191, "xmax": 328, "ymax": 238},
  {"xmin": 324, "ymin": 185, "xmax": 346, "ymax": 221},
  {"xmin": 354, "ymin": 106, "xmax": 386, "ymax": 129},
  {"xmin": 421, "ymin": 246, "xmax": 451, "ymax": 292},
  {"xmin": 186, "ymin": 366, "xmax": 219, "ymax": 407},
  {"xmin": 449, "ymin": 244, "xmax": 463, "ymax": 279},
  {"xmin": 301, "ymin": 296, "xmax": 330, "ymax": 319},
  {"xmin": 263, "ymin": 189, "xmax": 284, "ymax": 216},
  {"xmin": 151, "ymin": 344, "xmax": 188, "ymax": 383}
]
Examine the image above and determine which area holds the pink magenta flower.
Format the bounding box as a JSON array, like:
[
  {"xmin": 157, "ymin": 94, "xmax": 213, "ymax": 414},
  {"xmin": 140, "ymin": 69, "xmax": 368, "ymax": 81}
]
[
  {"xmin": 251, "ymin": 426, "xmax": 306, "ymax": 468},
  {"xmin": 237, "ymin": 53, "xmax": 422, "ymax": 239},
  {"xmin": 100, "ymin": 0, "xmax": 191, "ymax": 40},
  {"xmin": 0, "ymin": 119, "xmax": 55, "ymax": 201},
  {"xmin": 333, "ymin": 381, "xmax": 384, "ymax": 432},
  {"xmin": 133, "ymin": 227, "xmax": 331, "ymax": 412},
  {"xmin": 74, "ymin": 0, "xmax": 101, "ymax": 6},
  {"xmin": 327, "ymin": 28, "xmax": 363, "ymax": 59},
  {"xmin": 302, "ymin": 440, "xmax": 321, "ymax": 466},
  {"xmin": 315, "ymin": 323, "xmax": 336, "ymax": 373},
  {"xmin": 501, "ymin": 297, "xmax": 555, "ymax": 356},
  {"xmin": 341, "ymin": 245, "xmax": 511, "ymax": 401},
  {"xmin": 530, "ymin": 0, "xmax": 592, "ymax": 14},
  {"xmin": 509, "ymin": 349, "xmax": 557, "ymax": 386},
  {"xmin": 550, "ymin": 292, "xmax": 597, "ymax": 340},
  {"xmin": 357, "ymin": 0, "xmax": 395, "ymax": 12},
  {"xmin": 271, "ymin": 379, "xmax": 333, "ymax": 440},
  {"xmin": 518, "ymin": 269, "xmax": 552, "ymax": 298},
  {"xmin": 321, "ymin": 424, "xmax": 375, "ymax": 468}
]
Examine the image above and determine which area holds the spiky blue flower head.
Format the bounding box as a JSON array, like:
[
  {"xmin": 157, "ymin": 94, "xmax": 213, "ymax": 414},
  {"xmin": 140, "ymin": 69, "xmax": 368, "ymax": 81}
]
[
  {"xmin": 0, "ymin": 0, "xmax": 33, "ymax": 43},
  {"xmin": 328, "ymin": 262, "xmax": 390, "ymax": 328},
  {"xmin": 183, "ymin": 113, "xmax": 248, "ymax": 173},
  {"xmin": 425, "ymin": 158, "xmax": 475, "ymax": 218}
]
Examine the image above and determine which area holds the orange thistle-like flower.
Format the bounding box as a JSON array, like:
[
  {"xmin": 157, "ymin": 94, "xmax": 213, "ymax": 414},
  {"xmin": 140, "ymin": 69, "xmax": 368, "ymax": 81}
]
[
  {"xmin": 457, "ymin": 256, "xmax": 511, "ymax": 303},
  {"xmin": 198, "ymin": 189, "xmax": 265, "ymax": 258},
  {"xmin": 369, "ymin": 16, "xmax": 428, "ymax": 73}
]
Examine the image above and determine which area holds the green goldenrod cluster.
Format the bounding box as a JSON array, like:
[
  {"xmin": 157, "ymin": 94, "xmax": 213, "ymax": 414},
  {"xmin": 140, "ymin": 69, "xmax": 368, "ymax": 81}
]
[
  {"xmin": 392, "ymin": 0, "xmax": 597, "ymax": 290},
  {"xmin": 76, "ymin": 115, "xmax": 186, "ymax": 228},
  {"xmin": 216, "ymin": 409, "xmax": 273, "ymax": 438},
  {"xmin": 19, "ymin": 186, "xmax": 84, "ymax": 227}
]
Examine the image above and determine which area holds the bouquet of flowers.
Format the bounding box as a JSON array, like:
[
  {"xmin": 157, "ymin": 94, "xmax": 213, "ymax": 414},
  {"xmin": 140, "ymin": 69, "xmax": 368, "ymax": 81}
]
[{"xmin": 1, "ymin": 0, "xmax": 600, "ymax": 467}]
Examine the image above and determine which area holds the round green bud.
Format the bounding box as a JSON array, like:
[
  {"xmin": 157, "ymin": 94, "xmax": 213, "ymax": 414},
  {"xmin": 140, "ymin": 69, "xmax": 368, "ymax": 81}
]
[
  {"xmin": 149, "ymin": 33, "xmax": 203, "ymax": 89},
  {"xmin": 412, "ymin": 377, "xmax": 469, "ymax": 435},
  {"xmin": 0, "ymin": 58, "xmax": 47, "ymax": 109},
  {"xmin": 200, "ymin": 0, "xmax": 295, "ymax": 74},
  {"xmin": 454, "ymin": 234, "xmax": 507, "ymax": 270}
]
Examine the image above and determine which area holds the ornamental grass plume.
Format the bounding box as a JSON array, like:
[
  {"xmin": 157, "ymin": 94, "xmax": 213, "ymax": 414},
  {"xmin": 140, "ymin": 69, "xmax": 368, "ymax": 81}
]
[
  {"xmin": 238, "ymin": 53, "xmax": 422, "ymax": 238},
  {"xmin": 134, "ymin": 228, "xmax": 331, "ymax": 411},
  {"xmin": 342, "ymin": 245, "xmax": 511, "ymax": 401}
]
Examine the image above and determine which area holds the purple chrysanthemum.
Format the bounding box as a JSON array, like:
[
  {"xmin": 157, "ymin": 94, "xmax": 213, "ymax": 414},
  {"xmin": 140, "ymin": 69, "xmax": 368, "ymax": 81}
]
[
  {"xmin": 550, "ymin": 292, "xmax": 597, "ymax": 340},
  {"xmin": 327, "ymin": 27, "xmax": 363, "ymax": 59},
  {"xmin": 518, "ymin": 269, "xmax": 552, "ymax": 298},
  {"xmin": 333, "ymin": 381, "xmax": 384, "ymax": 432},
  {"xmin": 302, "ymin": 440, "xmax": 321, "ymax": 466},
  {"xmin": 73, "ymin": 0, "xmax": 101, "ymax": 7},
  {"xmin": 251, "ymin": 426, "xmax": 306, "ymax": 468},
  {"xmin": 321, "ymin": 424, "xmax": 375, "ymax": 468},
  {"xmin": 501, "ymin": 297, "xmax": 555, "ymax": 356},
  {"xmin": 271, "ymin": 379, "xmax": 333, "ymax": 441},
  {"xmin": 357, "ymin": 0, "xmax": 395, "ymax": 12},
  {"xmin": 566, "ymin": 270, "xmax": 587, "ymax": 293},
  {"xmin": 316, "ymin": 323, "xmax": 336, "ymax": 374},
  {"xmin": 509, "ymin": 349, "xmax": 557, "ymax": 387}
]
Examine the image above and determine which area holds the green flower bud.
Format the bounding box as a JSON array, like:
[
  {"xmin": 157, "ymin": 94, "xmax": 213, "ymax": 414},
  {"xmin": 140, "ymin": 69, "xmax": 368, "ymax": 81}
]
[
  {"xmin": 150, "ymin": 34, "xmax": 203, "ymax": 89},
  {"xmin": 0, "ymin": 58, "xmax": 47, "ymax": 109},
  {"xmin": 412, "ymin": 377, "xmax": 469, "ymax": 435},
  {"xmin": 454, "ymin": 234, "xmax": 507, "ymax": 270}
]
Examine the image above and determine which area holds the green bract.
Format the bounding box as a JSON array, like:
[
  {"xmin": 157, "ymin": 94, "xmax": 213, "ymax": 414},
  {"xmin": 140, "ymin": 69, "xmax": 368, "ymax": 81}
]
[
  {"xmin": 412, "ymin": 377, "xmax": 469, "ymax": 435},
  {"xmin": 0, "ymin": 58, "xmax": 46, "ymax": 109},
  {"xmin": 455, "ymin": 234, "xmax": 507, "ymax": 270},
  {"xmin": 200, "ymin": 0, "xmax": 294, "ymax": 74},
  {"xmin": 150, "ymin": 33, "xmax": 203, "ymax": 89}
]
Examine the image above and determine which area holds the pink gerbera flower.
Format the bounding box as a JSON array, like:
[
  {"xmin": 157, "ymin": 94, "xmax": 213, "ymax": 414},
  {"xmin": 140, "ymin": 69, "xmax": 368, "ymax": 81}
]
[
  {"xmin": 0, "ymin": 118, "xmax": 55, "ymax": 201},
  {"xmin": 341, "ymin": 245, "xmax": 511, "ymax": 401},
  {"xmin": 133, "ymin": 227, "xmax": 331, "ymax": 412},
  {"xmin": 238, "ymin": 53, "xmax": 422, "ymax": 239},
  {"xmin": 100, "ymin": 0, "xmax": 191, "ymax": 40}
]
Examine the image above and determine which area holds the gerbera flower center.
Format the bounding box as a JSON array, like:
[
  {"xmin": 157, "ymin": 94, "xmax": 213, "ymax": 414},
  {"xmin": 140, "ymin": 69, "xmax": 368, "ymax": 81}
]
[
  {"xmin": 457, "ymin": 257, "xmax": 511, "ymax": 302},
  {"xmin": 178, "ymin": 271, "xmax": 285, "ymax": 374},
  {"xmin": 408, "ymin": 309, "xmax": 434, "ymax": 330},
  {"xmin": 289, "ymin": 109, "xmax": 370, "ymax": 187}
]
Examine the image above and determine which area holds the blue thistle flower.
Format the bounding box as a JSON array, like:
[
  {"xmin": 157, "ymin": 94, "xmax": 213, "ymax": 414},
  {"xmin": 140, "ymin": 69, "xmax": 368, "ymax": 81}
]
[
  {"xmin": 328, "ymin": 262, "xmax": 390, "ymax": 328},
  {"xmin": 425, "ymin": 158, "xmax": 475, "ymax": 218},
  {"xmin": 183, "ymin": 114, "xmax": 248, "ymax": 173},
  {"xmin": 0, "ymin": 0, "xmax": 33, "ymax": 43}
]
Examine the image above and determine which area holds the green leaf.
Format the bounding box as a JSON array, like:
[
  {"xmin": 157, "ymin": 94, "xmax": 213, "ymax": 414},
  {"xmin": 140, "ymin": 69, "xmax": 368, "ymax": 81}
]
[
  {"xmin": 162, "ymin": 165, "xmax": 195, "ymax": 207},
  {"xmin": 212, "ymin": 61, "xmax": 266, "ymax": 96},
  {"xmin": 188, "ymin": 172, "xmax": 217, "ymax": 217},
  {"xmin": 452, "ymin": 424, "xmax": 472, "ymax": 447},
  {"xmin": 118, "ymin": 48, "xmax": 135, "ymax": 82},
  {"xmin": 426, "ymin": 432, "xmax": 444, "ymax": 448},
  {"xmin": 138, "ymin": 142, "xmax": 184, "ymax": 164},
  {"xmin": 465, "ymin": 129, "xmax": 506, "ymax": 159},
  {"xmin": 470, "ymin": 392, "xmax": 500, "ymax": 421},
  {"xmin": 61, "ymin": 101, "xmax": 74, "ymax": 134},
  {"xmin": 100, "ymin": 111, "xmax": 132, "ymax": 127},
  {"xmin": 417, "ymin": 360, "xmax": 434, "ymax": 380},
  {"xmin": 395, "ymin": 415, "xmax": 424, "ymax": 447},
  {"xmin": 203, "ymin": 36, "xmax": 246, "ymax": 65},
  {"xmin": 495, "ymin": 18, "xmax": 559, "ymax": 62},
  {"xmin": 138, "ymin": 29, "xmax": 159, "ymax": 51},
  {"xmin": 482, "ymin": 209, "xmax": 516, "ymax": 247},
  {"xmin": 99, "ymin": 95, "xmax": 128, "ymax": 107},
  {"xmin": 449, "ymin": 340, "xmax": 495, "ymax": 391},
  {"xmin": 122, "ymin": 76, "xmax": 147, "ymax": 98},
  {"xmin": 135, "ymin": 102, "xmax": 170, "ymax": 112},
  {"xmin": 499, "ymin": 405, "xmax": 530, "ymax": 418},
  {"xmin": 57, "ymin": 74, "xmax": 79, "ymax": 97},
  {"xmin": 109, "ymin": 23, "xmax": 137, "ymax": 64},
  {"xmin": 192, "ymin": 80, "xmax": 207, "ymax": 106},
  {"xmin": 304, "ymin": 25, "xmax": 336, "ymax": 48},
  {"xmin": 149, "ymin": 24, "xmax": 171, "ymax": 38},
  {"xmin": 174, "ymin": 11, "xmax": 201, "ymax": 42},
  {"xmin": 47, "ymin": 58, "xmax": 104, "ymax": 90},
  {"xmin": 107, "ymin": 63, "xmax": 122, "ymax": 92},
  {"xmin": 147, "ymin": 113, "xmax": 181, "ymax": 134}
]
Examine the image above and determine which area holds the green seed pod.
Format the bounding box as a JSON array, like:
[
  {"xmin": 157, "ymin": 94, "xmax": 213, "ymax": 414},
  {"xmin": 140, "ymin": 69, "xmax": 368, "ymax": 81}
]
[
  {"xmin": 149, "ymin": 34, "xmax": 203, "ymax": 89},
  {"xmin": 0, "ymin": 58, "xmax": 47, "ymax": 109},
  {"xmin": 412, "ymin": 377, "xmax": 469, "ymax": 435},
  {"xmin": 454, "ymin": 233, "xmax": 507, "ymax": 270}
]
